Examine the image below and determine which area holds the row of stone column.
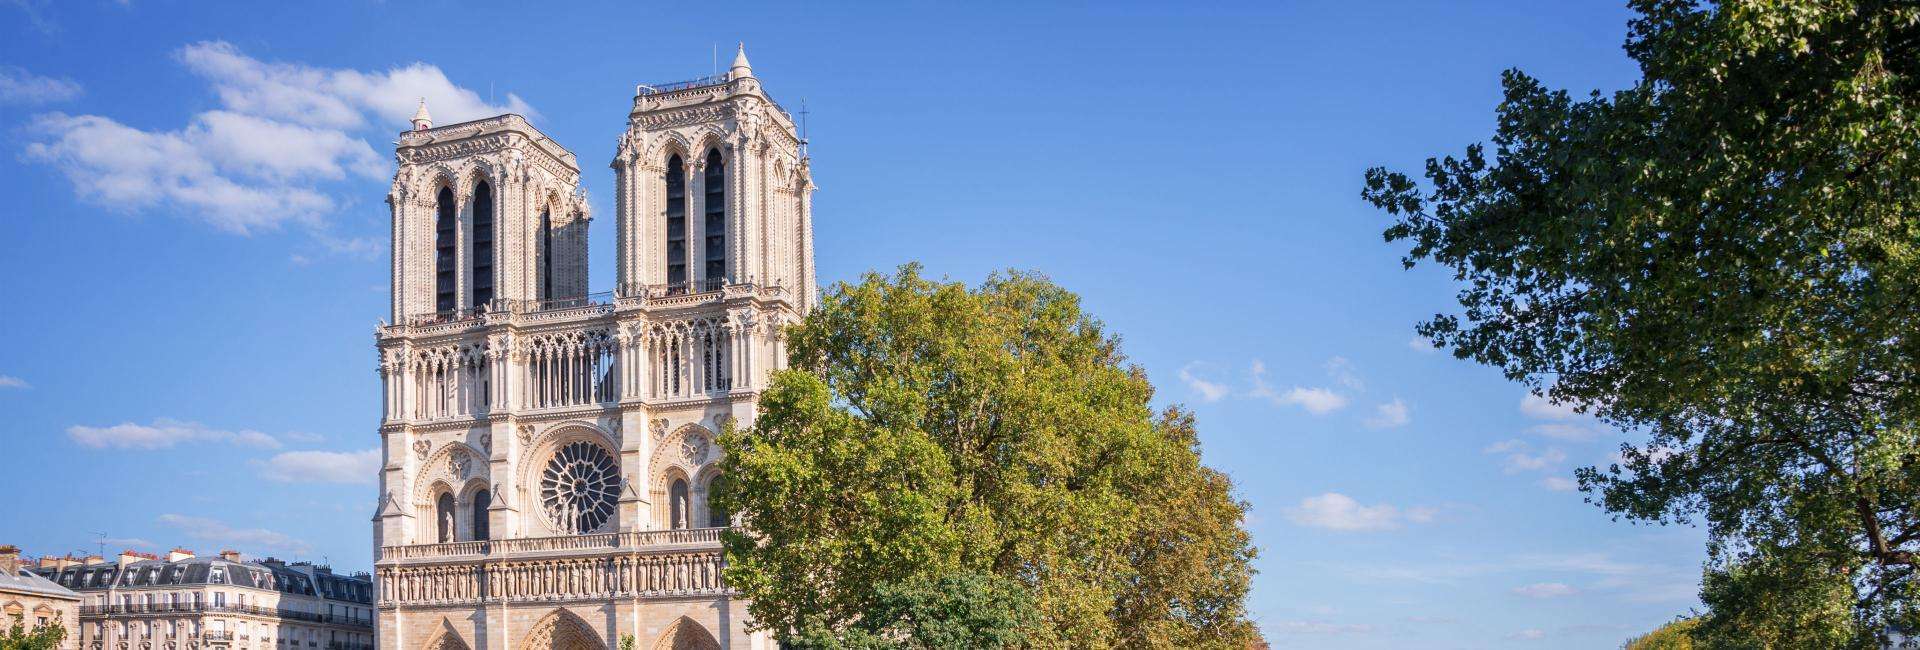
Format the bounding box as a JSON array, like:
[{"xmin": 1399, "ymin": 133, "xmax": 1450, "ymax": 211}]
[{"xmin": 378, "ymin": 553, "xmax": 725, "ymax": 605}]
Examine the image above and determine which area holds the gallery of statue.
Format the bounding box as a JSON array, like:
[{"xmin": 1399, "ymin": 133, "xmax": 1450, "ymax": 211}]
[{"xmin": 371, "ymin": 47, "xmax": 814, "ymax": 650}]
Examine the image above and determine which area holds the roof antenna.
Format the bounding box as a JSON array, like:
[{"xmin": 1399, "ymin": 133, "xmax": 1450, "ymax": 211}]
[{"xmin": 91, "ymin": 531, "xmax": 108, "ymax": 557}]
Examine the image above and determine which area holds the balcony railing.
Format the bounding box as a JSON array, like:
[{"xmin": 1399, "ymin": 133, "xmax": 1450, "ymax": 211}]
[
  {"xmin": 405, "ymin": 292, "xmax": 615, "ymax": 327},
  {"xmin": 78, "ymin": 603, "xmax": 371, "ymax": 628},
  {"xmin": 379, "ymin": 527, "xmax": 725, "ymax": 561}
]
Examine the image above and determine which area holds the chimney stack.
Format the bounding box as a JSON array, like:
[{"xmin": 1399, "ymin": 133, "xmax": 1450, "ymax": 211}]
[
  {"xmin": 0, "ymin": 544, "xmax": 20, "ymax": 574},
  {"xmin": 83, "ymin": 554, "xmax": 105, "ymax": 566},
  {"xmin": 218, "ymin": 550, "xmax": 242, "ymax": 562},
  {"xmin": 167, "ymin": 548, "xmax": 195, "ymax": 562}
]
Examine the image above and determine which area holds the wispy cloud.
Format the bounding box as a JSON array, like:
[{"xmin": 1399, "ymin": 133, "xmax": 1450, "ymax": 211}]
[
  {"xmin": 22, "ymin": 40, "xmax": 528, "ymax": 247},
  {"xmin": 1325, "ymin": 356, "xmax": 1364, "ymax": 391},
  {"xmin": 1539, "ymin": 476, "xmax": 1579, "ymax": 492},
  {"xmin": 1250, "ymin": 360, "xmax": 1349, "ymax": 415},
  {"xmin": 0, "ymin": 375, "xmax": 28, "ymax": 389},
  {"xmin": 1286, "ymin": 492, "xmax": 1431, "ymax": 532},
  {"xmin": 1508, "ymin": 628, "xmax": 1547, "ymax": 640},
  {"xmin": 1513, "ymin": 582, "xmax": 1577, "ymax": 598},
  {"xmin": 1176, "ymin": 363, "xmax": 1229, "ymax": 403},
  {"xmin": 157, "ymin": 514, "xmax": 310, "ymax": 555},
  {"xmin": 1407, "ymin": 335, "xmax": 1438, "ymax": 353},
  {"xmin": 256, "ymin": 448, "xmax": 378, "ymax": 484},
  {"xmin": 1483, "ymin": 438, "xmax": 1567, "ymax": 474},
  {"xmin": 0, "ymin": 65, "xmax": 80, "ymax": 104},
  {"xmin": 1267, "ymin": 620, "xmax": 1380, "ymax": 636},
  {"xmin": 1364, "ymin": 397, "xmax": 1410, "ymax": 428},
  {"xmin": 67, "ymin": 418, "xmax": 281, "ymax": 450}
]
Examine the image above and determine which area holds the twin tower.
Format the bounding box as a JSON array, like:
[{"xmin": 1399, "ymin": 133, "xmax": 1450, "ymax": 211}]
[{"xmin": 371, "ymin": 48, "xmax": 812, "ymax": 650}]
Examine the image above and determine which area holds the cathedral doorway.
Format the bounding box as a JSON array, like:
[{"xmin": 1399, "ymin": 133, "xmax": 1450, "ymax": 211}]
[
  {"xmin": 649, "ymin": 617, "xmax": 718, "ymax": 650},
  {"xmin": 519, "ymin": 609, "xmax": 604, "ymax": 650}
]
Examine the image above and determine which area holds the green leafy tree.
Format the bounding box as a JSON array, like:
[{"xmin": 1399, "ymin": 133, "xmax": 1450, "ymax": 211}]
[
  {"xmin": 0, "ymin": 616, "xmax": 66, "ymax": 650},
  {"xmin": 1623, "ymin": 618, "xmax": 1697, "ymax": 650},
  {"xmin": 1362, "ymin": 0, "xmax": 1920, "ymax": 645},
  {"xmin": 712, "ymin": 265, "xmax": 1257, "ymax": 648}
]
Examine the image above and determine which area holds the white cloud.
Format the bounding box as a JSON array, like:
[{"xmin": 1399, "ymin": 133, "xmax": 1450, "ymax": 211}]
[
  {"xmin": 1176, "ymin": 363, "xmax": 1229, "ymax": 403},
  {"xmin": 1286, "ymin": 492, "xmax": 1426, "ymax": 532},
  {"xmin": 1520, "ymin": 393, "xmax": 1580, "ymax": 420},
  {"xmin": 1528, "ymin": 422, "xmax": 1602, "ymax": 442},
  {"xmin": 67, "ymin": 418, "xmax": 280, "ymax": 450},
  {"xmin": 1502, "ymin": 447, "xmax": 1567, "ymax": 474},
  {"xmin": 1513, "ymin": 582, "xmax": 1577, "ymax": 598},
  {"xmin": 1324, "ymin": 356, "xmax": 1364, "ymax": 391},
  {"xmin": 23, "ymin": 40, "xmax": 526, "ymax": 241},
  {"xmin": 256, "ymin": 448, "xmax": 378, "ymax": 484},
  {"xmin": 156, "ymin": 514, "xmax": 311, "ymax": 555},
  {"xmin": 1539, "ymin": 476, "xmax": 1578, "ymax": 492},
  {"xmin": 1268, "ymin": 620, "xmax": 1379, "ymax": 636},
  {"xmin": 1407, "ymin": 336, "xmax": 1438, "ymax": 353},
  {"xmin": 1508, "ymin": 628, "xmax": 1547, "ymax": 640},
  {"xmin": 0, "ymin": 374, "xmax": 28, "ymax": 389},
  {"xmin": 98, "ymin": 537, "xmax": 155, "ymax": 550},
  {"xmin": 1364, "ymin": 398, "xmax": 1410, "ymax": 428},
  {"xmin": 1483, "ymin": 439, "xmax": 1567, "ymax": 474},
  {"xmin": 1279, "ymin": 387, "xmax": 1348, "ymax": 415},
  {"xmin": 0, "ymin": 65, "xmax": 81, "ymax": 104}
]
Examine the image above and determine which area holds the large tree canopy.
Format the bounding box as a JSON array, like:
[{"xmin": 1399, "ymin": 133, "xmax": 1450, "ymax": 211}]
[
  {"xmin": 1362, "ymin": 0, "xmax": 1920, "ymax": 645},
  {"xmin": 712, "ymin": 265, "xmax": 1257, "ymax": 648}
]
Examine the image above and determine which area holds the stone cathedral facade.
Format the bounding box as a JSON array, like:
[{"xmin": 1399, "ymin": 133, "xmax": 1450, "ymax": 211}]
[{"xmin": 371, "ymin": 48, "xmax": 813, "ymax": 650}]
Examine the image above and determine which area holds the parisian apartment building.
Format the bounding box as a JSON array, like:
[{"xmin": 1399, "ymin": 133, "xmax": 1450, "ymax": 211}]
[
  {"xmin": 1, "ymin": 545, "xmax": 81, "ymax": 650},
  {"xmin": 29, "ymin": 548, "xmax": 374, "ymax": 650}
]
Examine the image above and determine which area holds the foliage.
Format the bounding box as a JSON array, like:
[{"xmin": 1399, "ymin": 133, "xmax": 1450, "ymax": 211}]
[
  {"xmin": 712, "ymin": 265, "xmax": 1258, "ymax": 648},
  {"xmin": 0, "ymin": 616, "xmax": 66, "ymax": 650},
  {"xmin": 1623, "ymin": 618, "xmax": 1697, "ymax": 650},
  {"xmin": 1362, "ymin": 0, "xmax": 1920, "ymax": 645},
  {"xmin": 783, "ymin": 573, "xmax": 1039, "ymax": 650}
]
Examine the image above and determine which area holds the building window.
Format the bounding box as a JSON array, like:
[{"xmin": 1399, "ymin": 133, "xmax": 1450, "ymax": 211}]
[
  {"xmin": 669, "ymin": 478, "xmax": 690, "ymax": 530},
  {"xmin": 470, "ymin": 180, "xmax": 494, "ymax": 308},
  {"xmin": 434, "ymin": 186, "xmax": 457, "ymax": 313},
  {"xmin": 436, "ymin": 492, "xmax": 456, "ymax": 543},
  {"xmin": 707, "ymin": 474, "xmax": 730, "ymax": 527},
  {"xmin": 665, "ymin": 155, "xmax": 687, "ymax": 289},
  {"xmin": 539, "ymin": 209, "xmax": 553, "ymax": 300},
  {"xmin": 703, "ymin": 149, "xmax": 726, "ymax": 286},
  {"xmin": 471, "ymin": 489, "xmax": 491, "ymax": 540}
]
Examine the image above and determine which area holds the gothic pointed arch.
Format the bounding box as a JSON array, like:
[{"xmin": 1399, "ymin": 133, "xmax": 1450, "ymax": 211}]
[
  {"xmin": 420, "ymin": 619, "xmax": 472, "ymax": 650},
  {"xmin": 518, "ymin": 609, "xmax": 603, "ymax": 650},
  {"xmin": 649, "ymin": 617, "xmax": 718, "ymax": 650},
  {"xmin": 649, "ymin": 424, "xmax": 716, "ymax": 492}
]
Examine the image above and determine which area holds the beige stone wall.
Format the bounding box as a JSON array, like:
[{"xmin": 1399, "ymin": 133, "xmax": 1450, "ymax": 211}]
[
  {"xmin": 1, "ymin": 589, "xmax": 79, "ymax": 650},
  {"xmin": 382, "ymin": 597, "xmax": 760, "ymax": 650}
]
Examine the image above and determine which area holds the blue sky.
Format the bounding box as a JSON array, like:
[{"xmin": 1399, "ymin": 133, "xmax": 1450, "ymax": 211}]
[{"xmin": 0, "ymin": 1, "xmax": 1703, "ymax": 647}]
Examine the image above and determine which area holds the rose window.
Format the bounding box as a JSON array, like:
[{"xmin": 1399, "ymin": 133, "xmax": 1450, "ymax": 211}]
[{"xmin": 539, "ymin": 441, "xmax": 620, "ymax": 533}]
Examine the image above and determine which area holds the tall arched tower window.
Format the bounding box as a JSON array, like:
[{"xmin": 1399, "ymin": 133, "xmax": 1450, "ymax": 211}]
[
  {"xmin": 539, "ymin": 209, "xmax": 553, "ymax": 300},
  {"xmin": 665, "ymin": 155, "xmax": 687, "ymax": 290},
  {"xmin": 669, "ymin": 478, "xmax": 690, "ymax": 530},
  {"xmin": 470, "ymin": 181, "xmax": 494, "ymax": 308},
  {"xmin": 434, "ymin": 493, "xmax": 456, "ymax": 543},
  {"xmin": 707, "ymin": 474, "xmax": 730, "ymax": 527},
  {"xmin": 434, "ymin": 187, "xmax": 457, "ymax": 313},
  {"xmin": 703, "ymin": 150, "xmax": 727, "ymax": 286},
  {"xmin": 470, "ymin": 489, "xmax": 491, "ymax": 540}
]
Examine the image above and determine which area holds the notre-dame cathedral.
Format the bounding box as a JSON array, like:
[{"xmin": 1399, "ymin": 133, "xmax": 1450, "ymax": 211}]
[{"xmin": 370, "ymin": 46, "xmax": 813, "ymax": 650}]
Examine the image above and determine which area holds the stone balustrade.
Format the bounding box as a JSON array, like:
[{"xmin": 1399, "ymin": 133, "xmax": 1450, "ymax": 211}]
[{"xmin": 378, "ymin": 528, "xmax": 724, "ymax": 562}]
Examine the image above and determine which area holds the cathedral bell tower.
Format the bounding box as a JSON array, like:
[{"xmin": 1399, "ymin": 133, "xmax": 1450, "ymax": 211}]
[{"xmin": 371, "ymin": 45, "xmax": 808, "ymax": 650}]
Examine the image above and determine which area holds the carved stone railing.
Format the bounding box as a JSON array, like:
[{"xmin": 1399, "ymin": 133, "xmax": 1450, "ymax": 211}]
[
  {"xmin": 377, "ymin": 528, "xmax": 724, "ymax": 562},
  {"xmin": 376, "ymin": 546, "xmax": 728, "ymax": 606}
]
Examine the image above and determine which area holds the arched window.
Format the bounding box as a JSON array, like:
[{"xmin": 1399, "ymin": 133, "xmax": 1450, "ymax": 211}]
[
  {"xmin": 665, "ymin": 155, "xmax": 687, "ymax": 290},
  {"xmin": 706, "ymin": 474, "xmax": 730, "ymax": 527},
  {"xmin": 434, "ymin": 187, "xmax": 457, "ymax": 313},
  {"xmin": 435, "ymin": 493, "xmax": 456, "ymax": 543},
  {"xmin": 470, "ymin": 489, "xmax": 491, "ymax": 540},
  {"xmin": 470, "ymin": 181, "xmax": 494, "ymax": 308},
  {"xmin": 539, "ymin": 209, "xmax": 553, "ymax": 300},
  {"xmin": 703, "ymin": 150, "xmax": 727, "ymax": 286},
  {"xmin": 669, "ymin": 479, "xmax": 689, "ymax": 530}
]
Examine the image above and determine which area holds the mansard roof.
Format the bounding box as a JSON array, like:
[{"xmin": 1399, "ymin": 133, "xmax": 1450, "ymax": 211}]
[
  {"xmin": 1, "ymin": 566, "xmax": 79, "ymax": 601},
  {"xmin": 31, "ymin": 556, "xmax": 372, "ymax": 604}
]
